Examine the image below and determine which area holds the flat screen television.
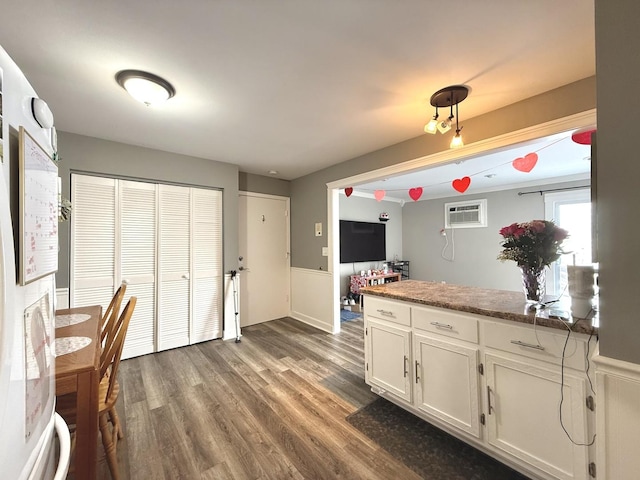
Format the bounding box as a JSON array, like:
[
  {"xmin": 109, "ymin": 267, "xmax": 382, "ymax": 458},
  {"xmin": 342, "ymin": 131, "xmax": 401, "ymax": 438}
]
[{"xmin": 340, "ymin": 220, "xmax": 386, "ymax": 263}]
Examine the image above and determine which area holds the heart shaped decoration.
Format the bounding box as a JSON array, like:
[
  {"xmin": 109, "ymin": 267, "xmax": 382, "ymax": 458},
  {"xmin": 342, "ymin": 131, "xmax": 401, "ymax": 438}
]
[
  {"xmin": 374, "ymin": 190, "xmax": 386, "ymax": 202},
  {"xmin": 409, "ymin": 187, "xmax": 423, "ymax": 201},
  {"xmin": 345, "ymin": 187, "xmax": 353, "ymax": 197},
  {"xmin": 512, "ymin": 152, "xmax": 538, "ymax": 173},
  {"xmin": 452, "ymin": 177, "xmax": 471, "ymax": 193}
]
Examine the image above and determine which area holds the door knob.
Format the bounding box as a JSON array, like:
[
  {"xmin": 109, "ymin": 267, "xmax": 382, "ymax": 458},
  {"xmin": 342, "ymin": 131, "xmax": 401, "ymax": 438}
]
[{"xmin": 181, "ymin": 274, "xmax": 190, "ymax": 280}]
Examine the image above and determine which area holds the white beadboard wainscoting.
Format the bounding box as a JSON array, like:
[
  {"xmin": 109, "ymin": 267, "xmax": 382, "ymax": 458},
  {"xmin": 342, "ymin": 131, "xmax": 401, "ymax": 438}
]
[
  {"xmin": 290, "ymin": 267, "xmax": 335, "ymax": 333},
  {"xmin": 56, "ymin": 287, "xmax": 70, "ymax": 310},
  {"xmin": 594, "ymin": 351, "xmax": 640, "ymax": 479}
]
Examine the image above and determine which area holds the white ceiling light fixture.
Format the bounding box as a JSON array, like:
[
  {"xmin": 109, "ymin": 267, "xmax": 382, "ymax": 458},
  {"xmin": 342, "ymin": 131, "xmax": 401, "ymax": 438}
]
[
  {"xmin": 116, "ymin": 70, "xmax": 176, "ymax": 106},
  {"xmin": 424, "ymin": 85, "xmax": 469, "ymax": 148}
]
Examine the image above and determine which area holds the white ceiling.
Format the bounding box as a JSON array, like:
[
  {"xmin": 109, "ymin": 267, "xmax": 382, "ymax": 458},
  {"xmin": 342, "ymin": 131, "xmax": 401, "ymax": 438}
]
[{"xmin": 0, "ymin": 1, "xmax": 595, "ymax": 181}]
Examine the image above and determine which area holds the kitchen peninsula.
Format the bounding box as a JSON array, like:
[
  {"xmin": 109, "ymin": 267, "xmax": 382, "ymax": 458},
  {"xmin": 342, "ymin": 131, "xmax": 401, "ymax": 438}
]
[{"xmin": 361, "ymin": 280, "xmax": 597, "ymax": 480}]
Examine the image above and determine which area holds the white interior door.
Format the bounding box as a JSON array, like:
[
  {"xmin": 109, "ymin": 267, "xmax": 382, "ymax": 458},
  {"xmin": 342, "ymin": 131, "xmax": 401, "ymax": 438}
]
[
  {"xmin": 239, "ymin": 193, "xmax": 290, "ymax": 327},
  {"xmin": 70, "ymin": 175, "xmax": 116, "ymax": 308},
  {"xmin": 119, "ymin": 180, "xmax": 157, "ymax": 359},
  {"xmin": 191, "ymin": 188, "xmax": 223, "ymax": 342},
  {"xmin": 157, "ymin": 184, "xmax": 191, "ymax": 351}
]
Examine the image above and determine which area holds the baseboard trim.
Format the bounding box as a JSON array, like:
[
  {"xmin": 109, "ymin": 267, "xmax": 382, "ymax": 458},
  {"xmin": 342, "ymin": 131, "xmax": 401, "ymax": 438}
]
[{"xmin": 290, "ymin": 311, "xmax": 333, "ymax": 334}]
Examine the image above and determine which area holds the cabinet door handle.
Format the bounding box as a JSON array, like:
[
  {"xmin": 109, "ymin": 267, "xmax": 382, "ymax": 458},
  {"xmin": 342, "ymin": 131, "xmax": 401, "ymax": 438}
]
[
  {"xmin": 487, "ymin": 385, "xmax": 494, "ymax": 415},
  {"xmin": 430, "ymin": 321, "xmax": 453, "ymax": 330},
  {"xmin": 403, "ymin": 356, "xmax": 408, "ymax": 378},
  {"xmin": 510, "ymin": 340, "xmax": 545, "ymax": 351},
  {"xmin": 415, "ymin": 360, "xmax": 420, "ymax": 383},
  {"xmin": 377, "ymin": 309, "xmax": 394, "ymax": 317}
]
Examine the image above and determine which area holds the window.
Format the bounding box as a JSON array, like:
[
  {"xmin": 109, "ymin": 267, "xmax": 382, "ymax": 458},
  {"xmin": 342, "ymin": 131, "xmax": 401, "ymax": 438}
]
[{"xmin": 544, "ymin": 189, "xmax": 591, "ymax": 297}]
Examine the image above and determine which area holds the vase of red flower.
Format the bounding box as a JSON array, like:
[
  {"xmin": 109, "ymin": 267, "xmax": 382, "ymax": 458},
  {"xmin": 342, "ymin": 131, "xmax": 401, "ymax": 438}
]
[
  {"xmin": 498, "ymin": 220, "xmax": 569, "ymax": 306},
  {"xmin": 520, "ymin": 265, "xmax": 546, "ymax": 305}
]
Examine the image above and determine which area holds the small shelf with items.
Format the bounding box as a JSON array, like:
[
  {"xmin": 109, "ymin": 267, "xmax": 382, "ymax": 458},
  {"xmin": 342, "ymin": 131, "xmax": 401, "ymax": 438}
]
[
  {"xmin": 350, "ymin": 271, "xmax": 401, "ymax": 295},
  {"xmin": 388, "ymin": 260, "xmax": 410, "ymax": 280}
]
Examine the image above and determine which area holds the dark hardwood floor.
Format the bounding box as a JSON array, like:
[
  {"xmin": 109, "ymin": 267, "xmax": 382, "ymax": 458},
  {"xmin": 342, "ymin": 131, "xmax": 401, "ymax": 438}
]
[{"xmin": 94, "ymin": 317, "xmax": 423, "ymax": 480}]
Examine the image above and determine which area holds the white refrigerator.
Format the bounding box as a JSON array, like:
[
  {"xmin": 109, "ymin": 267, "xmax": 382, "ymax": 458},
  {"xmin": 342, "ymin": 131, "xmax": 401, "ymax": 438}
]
[{"xmin": 0, "ymin": 46, "xmax": 71, "ymax": 479}]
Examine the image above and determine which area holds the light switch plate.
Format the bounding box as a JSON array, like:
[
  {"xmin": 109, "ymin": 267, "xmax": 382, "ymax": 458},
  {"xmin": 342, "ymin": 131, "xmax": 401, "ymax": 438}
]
[
  {"xmin": 322, "ymin": 247, "xmax": 328, "ymax": 256},
  {"xmin": 315, "ymin": 222, "xmax": 322, "ymax": 236}
]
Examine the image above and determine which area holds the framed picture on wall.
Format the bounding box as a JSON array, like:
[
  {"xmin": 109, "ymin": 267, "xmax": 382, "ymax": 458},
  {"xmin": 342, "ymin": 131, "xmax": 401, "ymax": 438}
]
[{"xmin": 19, "ymin": 126, "xmax": 58, "ymax": 285}]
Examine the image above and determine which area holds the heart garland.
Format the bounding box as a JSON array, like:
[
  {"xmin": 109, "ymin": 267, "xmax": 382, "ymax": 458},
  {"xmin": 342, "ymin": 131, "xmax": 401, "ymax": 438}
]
[
  {"xmin": 409, "ymin": 187, "xmax": 423, "ymax": 201},
  {"xmin": 452, "ymin": 177, "xmax": 471, "ymax": 193},
  {"xmin": 341, "ymin": 142, "xmax": 555, "ymax": 199},
  {"xmin": 512, "ymin": 153, "xmax": 538, "ymax": 173}
]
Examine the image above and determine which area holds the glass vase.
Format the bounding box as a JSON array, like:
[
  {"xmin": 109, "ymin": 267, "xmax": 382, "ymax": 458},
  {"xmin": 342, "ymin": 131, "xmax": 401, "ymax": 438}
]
[{"xmin": 520, "ymin": 266, "xmax": 546, "ymax": 306}]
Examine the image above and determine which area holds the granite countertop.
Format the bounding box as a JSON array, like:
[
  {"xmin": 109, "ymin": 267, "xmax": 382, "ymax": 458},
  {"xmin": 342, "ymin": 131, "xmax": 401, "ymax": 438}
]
[{"xmin": 361, "ymin": 280, "xmax": 598, "ymax": 335}]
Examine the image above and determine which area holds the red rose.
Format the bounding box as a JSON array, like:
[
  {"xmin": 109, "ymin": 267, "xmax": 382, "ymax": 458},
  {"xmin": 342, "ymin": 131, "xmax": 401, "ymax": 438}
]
[
  {"xmin": 513, "ymin": 227, "xmax": 526, "ymax": 238},
  {"xmin": 499, "ymin": 223, "xmax": 519, "ymax": 237},
  {"xmin": 530, "ymin": 220, "xmax": 546, "ymax": 233}
]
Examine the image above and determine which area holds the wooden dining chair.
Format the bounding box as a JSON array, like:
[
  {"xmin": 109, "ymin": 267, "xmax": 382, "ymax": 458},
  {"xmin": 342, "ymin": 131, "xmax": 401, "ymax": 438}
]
[
  {"xmin": 59, "ymin": 296, "xmax": 137, "ymax": 480},
  {"xmin": 98, "ymin": 296, "xmax": 136, "ymax": 480},
  {"xmin": 100, "ymin": 283, "xmax": 127, "ymax": 441},
  {"xmin": 101, "ymin": 283, "xmax": 127, "ymax": 346}
]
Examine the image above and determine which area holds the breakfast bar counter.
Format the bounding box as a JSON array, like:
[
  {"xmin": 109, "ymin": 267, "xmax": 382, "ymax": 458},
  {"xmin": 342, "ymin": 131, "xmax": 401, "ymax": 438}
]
[
  {"xmin": 361, "ymin": 279, "xmax": 598, "ymax": 335},
  {"xmin": 361, "ymin": 279, "xmax": 598, "ymax": 480}
]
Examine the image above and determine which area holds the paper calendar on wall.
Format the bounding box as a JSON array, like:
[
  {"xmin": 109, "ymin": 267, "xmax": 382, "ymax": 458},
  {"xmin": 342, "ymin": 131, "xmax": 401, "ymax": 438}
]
[{"xmin": 19, "ymin": 126, "xmax": 58, "ymax": 285}]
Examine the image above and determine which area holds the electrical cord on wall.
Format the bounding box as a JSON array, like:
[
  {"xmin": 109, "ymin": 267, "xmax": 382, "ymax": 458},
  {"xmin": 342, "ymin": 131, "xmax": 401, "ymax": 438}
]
[
  {"xmin": 559, "ymin": 322, "xmax": 597, "ymax": 446},
  {"xmin": 585, "ymin": 331, "xmax": 597, "ymax": 396},
  {"xmin": 530, "ymin": 304, "xmax": 597, "ymax": 446},
  {"xmin": 440, "ymin": 228, "xmax": 455, "ymax": 262}
]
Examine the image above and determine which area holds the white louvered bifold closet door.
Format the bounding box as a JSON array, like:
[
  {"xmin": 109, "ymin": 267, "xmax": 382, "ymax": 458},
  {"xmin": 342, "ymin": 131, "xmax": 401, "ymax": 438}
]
[
  {"xmin": 157, "ymin": 184, "xmax": 191, "ymax": 351},
  {"xmin": 192, "ymin": 188, "xmax": 223, "ymax": 343},
  {"xmin": 119, "ymin": 180, "xmax": 157, "ymax": 359},
  {"xmin": 71, "ymin": 174, "xmax": 223, "ymax": 358},
  {"xmin": 71, "ymin": 175, "xmax": 117, "ymax": 310}
]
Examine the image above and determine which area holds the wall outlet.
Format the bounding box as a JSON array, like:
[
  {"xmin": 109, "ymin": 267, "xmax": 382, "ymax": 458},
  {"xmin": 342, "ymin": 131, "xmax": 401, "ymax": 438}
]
[
  {"xmin": 315, "ymin": 222, "xmax": 322, "ymax": 236},
  {"xmin": 322, "ymin": 247, "xmax": 328, "ymax": 256}
]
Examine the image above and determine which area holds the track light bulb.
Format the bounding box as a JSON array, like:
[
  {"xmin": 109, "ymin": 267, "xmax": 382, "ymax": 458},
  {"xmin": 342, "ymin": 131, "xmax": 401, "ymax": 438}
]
[
  {"xmin": 450, "ymin": 129, "xmax": 464, "ymax": 148},
  {"xmin": 424, "ymin": 116, "xmax": 438, "ymax": 134},
  {"xmin": 437, "ymin": 117, "xmax": 452, "ymax": 134}
]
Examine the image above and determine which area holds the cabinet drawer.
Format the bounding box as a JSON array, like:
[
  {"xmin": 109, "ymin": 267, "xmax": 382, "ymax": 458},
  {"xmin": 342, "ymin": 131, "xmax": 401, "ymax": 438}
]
[
  {"xmin": 364, "ymin": 296, "xmax": 411, "ymax": 326},
  {"xmin": 412, "ymin": 305, "xmax": 478, "ymax": 344},
  {"xmin": 483, "ymin": 321, "xmax": 588, "ymax": 370}
]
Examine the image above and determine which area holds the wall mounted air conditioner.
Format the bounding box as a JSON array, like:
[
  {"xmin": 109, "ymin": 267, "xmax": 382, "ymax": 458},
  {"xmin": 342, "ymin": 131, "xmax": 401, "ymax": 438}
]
[{"xmin": 444, "ymin": 199, "xmax": 487, "ymax": 229}]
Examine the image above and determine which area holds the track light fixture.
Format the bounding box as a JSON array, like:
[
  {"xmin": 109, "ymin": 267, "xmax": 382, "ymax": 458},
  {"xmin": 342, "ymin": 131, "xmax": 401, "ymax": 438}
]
[{"xmin": 424, "ymin": 85, "xmax": 469, "ymax": 148}]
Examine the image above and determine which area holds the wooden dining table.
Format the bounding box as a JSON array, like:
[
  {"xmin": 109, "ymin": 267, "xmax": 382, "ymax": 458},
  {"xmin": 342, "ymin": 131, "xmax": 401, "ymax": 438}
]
[{"xmin": 55, "ymin": 304, "xmax": 102, "ymax": 480}]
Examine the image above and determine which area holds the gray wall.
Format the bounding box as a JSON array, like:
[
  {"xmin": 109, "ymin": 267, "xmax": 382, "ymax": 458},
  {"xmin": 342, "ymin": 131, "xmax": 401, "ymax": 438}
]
[
  {"xmin": 402, "ymin": 181, "xmax": 588, "ymax": 291},
  {"xmin": 595, "ymin": 0, "xmax": 640, "ymax": 363},
  {"xmin": 56, "ymin": 131, "xmax": 239, "ymax": 288},
  {"xmin": 239, "ymin": 172, "xmax": 291, "ymax": 197},
  {"xmin": 290, "ymin": 77, "xmax": 596, "ymax": 271},
  {"xmin": 338, "ymin": 195, "xmax": 403, "ymax": 295}
]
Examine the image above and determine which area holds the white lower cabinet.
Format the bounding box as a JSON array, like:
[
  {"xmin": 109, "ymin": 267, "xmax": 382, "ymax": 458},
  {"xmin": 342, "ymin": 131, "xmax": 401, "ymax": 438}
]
[
  {"xmin": 364, "ymin": 295, "xmax": 593, "ymax": 480},
  {"xmin": 365, "ymin": 317, "xmax": 412, "ymax": 402},
  {"xmin": 485, "ymin": 353, "xmax": 589, "ymax": 480},
  {"xmin": 414, "ymin": 332, "xmax": 481, "ymax": 438}
]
